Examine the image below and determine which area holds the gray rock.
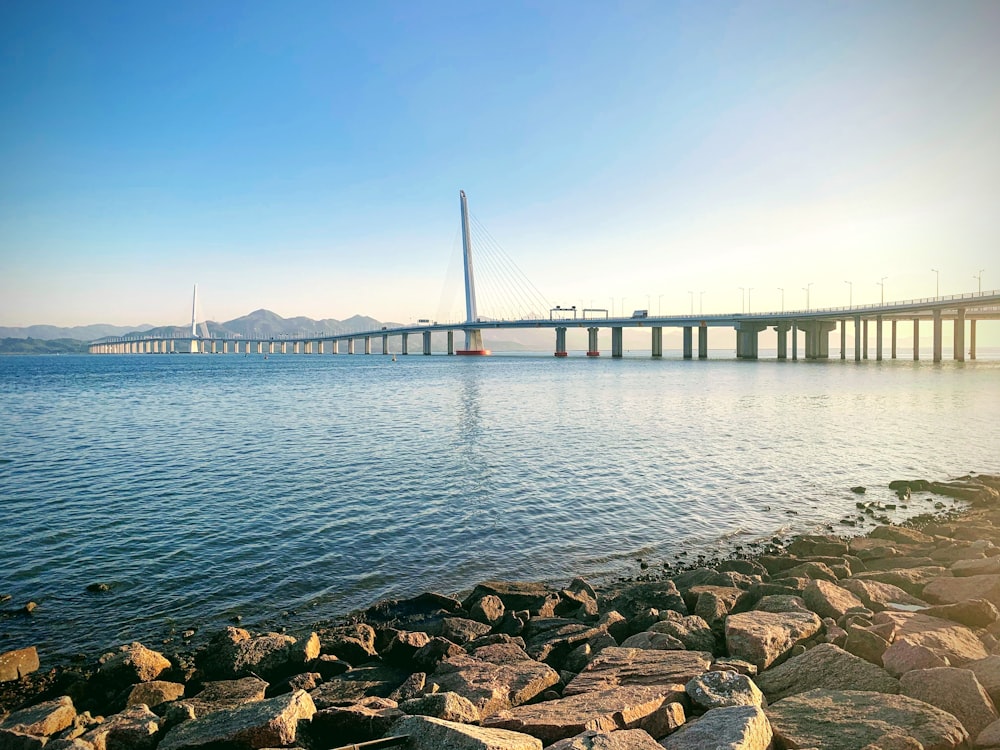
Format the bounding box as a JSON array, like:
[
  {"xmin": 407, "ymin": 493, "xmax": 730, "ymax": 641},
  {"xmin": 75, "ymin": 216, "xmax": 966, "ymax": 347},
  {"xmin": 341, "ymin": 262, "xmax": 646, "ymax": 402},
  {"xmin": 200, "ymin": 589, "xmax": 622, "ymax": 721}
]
[
  {"xmin": 543, "ymin": 728, "xmax": 665, "ymax": 749},
  {"xmin": 126, "ymin": 680, "xmax": 185, "ymax": 708},
  {"xmin": 967, "ymin": 655, "xmax": 1000, "ymax": 706},
  {"xmin": 0, "ymin": 696, "xmax": 76, "ymax": 736},
  {"xmin": 97, "ymin": 642, "xmax": 171, "ymax": 686},
  {"xmin": 660, "ymin": 705, "xmax": 771, "ymax": 750},
  {"xmin": 471, "ymin": 594, "xmax": 506, "ymax": 625},
  {"xmin": 309, "ymin": 664, "xmax": 410, "ymax": 708},
  {"xmin": 685, "ymin": 670, "xmax": 764, "ymax": 711},
  {"xmin": 562, "ymin": 647, "xmax": 710, "ymax": 696},
  {"xmin": 724, "ymin": 610, "xmax": 822, "ymax": 670},
  {"xmin": 81, "ymin": 705, "xmax": 160, "ymax": 750},
  {"xmin": 650, "ymin": 613, "xmax": 716, "ymax": 653},
  {"xmin": 388, "ymin": 715, "xmax": 542, "ymax": 750},
  {"xmin": 899, "ymin": 667, "xmax": 999, "ymax": 739},
  {"xmin": 400, "ymin": 692, "xmax": 480, "ymax": 723},
  {"xmin": 158, "ymin": 689, "xmax": 316, "ymax": 750},
  {"xmin": 428, "ymin": 652, "xmax": 560, "ymax": 718},
  {"xmin": 172, "ymin": 676, "xmax": 268, "ymax": 719},
  {"xmin": 803, "ymin": 579, "xmax": 865, "ymax": 620},
  {"xmin": 765, "ymin": 689, "xmax": 968, "ymax": 750},
  {"xmin": 754, "ymin": 643, "xmax": 898, "ymax": 702}
]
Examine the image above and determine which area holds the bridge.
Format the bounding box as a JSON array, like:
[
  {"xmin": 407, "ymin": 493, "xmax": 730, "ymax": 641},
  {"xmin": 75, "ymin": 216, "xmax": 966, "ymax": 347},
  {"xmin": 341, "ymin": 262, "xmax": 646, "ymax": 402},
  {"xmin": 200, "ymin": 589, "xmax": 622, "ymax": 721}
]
[{"xmin": 90, "ymin": 192, "xmax": 1000, "ymax": 362}]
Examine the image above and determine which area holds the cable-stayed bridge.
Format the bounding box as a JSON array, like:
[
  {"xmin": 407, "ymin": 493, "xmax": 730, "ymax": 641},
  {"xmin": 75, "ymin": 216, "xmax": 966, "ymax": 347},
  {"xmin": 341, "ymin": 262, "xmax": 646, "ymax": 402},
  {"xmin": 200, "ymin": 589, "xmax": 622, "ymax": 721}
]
[{"xmin": 91, "ymin": 192, "xmax": 1000, "ymax": 362}]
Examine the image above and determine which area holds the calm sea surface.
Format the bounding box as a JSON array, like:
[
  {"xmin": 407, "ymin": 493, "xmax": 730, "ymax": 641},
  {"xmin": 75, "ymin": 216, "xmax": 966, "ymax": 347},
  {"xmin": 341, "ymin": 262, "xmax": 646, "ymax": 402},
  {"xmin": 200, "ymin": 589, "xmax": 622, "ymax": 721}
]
[{"xmin": 1, "ymin": 351, "xmax": 998, "ymax": 662}]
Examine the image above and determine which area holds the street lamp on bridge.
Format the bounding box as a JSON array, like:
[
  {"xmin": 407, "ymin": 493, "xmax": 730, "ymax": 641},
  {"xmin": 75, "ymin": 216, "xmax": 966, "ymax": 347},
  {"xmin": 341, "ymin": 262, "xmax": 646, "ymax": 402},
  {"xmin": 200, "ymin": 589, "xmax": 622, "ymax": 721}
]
[
  {"xmin": 803, "ymin": 282, "xmax": 813, "ymax": 311},
  {"xmin": 658, "ymin": 294, "xmax": 664, "ymax": 315},
  {"xmin": 738, "ymin": 287, "xmax": 745, "ymax": 314},
  {"xmin": 699, "ymin": 291, "xmax": 704, "ymax": 315},
  {"xmin": 844, "ymin": 280, "xmax": 852, "ymax": 307},
  {"xmin": 975, "ymin": 269, "xmax": 985, "ymax": 294},
  {"xmin": 747, "ymin": 287, "xmax": 753, "ymax": 314},
  {"xmin": 777, "ymin": 287, "xmax": 784, "ymax": 312},
  {"xmin": 688, "ymin": 290, "xmax": 694, "ymax": 315},
  {"xmin": 878, "ymin": 276, "xmax": 888, "ymax": 305},
  {"xmin": 931, "ymin": 269, "xmax": 939, "ymax": 298}
]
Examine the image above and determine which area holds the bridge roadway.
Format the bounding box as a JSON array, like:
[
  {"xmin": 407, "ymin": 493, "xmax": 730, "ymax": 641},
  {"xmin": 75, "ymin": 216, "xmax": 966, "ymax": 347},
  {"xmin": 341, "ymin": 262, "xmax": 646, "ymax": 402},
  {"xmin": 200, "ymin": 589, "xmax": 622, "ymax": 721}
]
[{"xmin": 90, "ymin": 289, "xmax": 1000, "ymax": 362}]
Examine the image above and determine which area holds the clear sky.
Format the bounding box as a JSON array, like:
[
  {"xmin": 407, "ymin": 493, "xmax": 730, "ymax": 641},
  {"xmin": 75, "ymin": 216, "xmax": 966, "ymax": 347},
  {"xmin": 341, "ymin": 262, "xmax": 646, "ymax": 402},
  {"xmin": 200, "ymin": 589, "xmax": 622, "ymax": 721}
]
[{"xmin": 1, "ymin": 1, "xmax": 998, "ymax": 333}]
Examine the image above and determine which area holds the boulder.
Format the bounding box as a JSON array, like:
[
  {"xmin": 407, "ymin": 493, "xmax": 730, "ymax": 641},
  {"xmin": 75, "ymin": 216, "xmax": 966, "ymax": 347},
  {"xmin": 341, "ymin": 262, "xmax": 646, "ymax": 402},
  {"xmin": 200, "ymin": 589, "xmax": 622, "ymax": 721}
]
[
  {"xmin": 482, "ymin": 686, "xmax": 684, "ymax": 743},
  {"xmin": 364, "ymin": 591, "xmax": 464, "ymax": 629},
  {"xmin": 388, "ymin": 715, "xmax": 542, "ymax": 750},
  {"xmin": 543, "ymin": 728, "xmax": 665, "ymax": 750},
  {"xmin": 428, "ymin": 653, "xmax": 560, "ymax": 718},
  {"xmin": 967, "ymin": 655, "xmax": 1000, "ymax": 706},
  {"xmin": 649, "ymin": 613, "xmax": 717, "ymax": 653},
  {"xmin": 778, "ymin": 561, "xmax": 839, "ymax": 583},
  {"xmin": 752, "ymin": 595, "xmax": 810, "ymax": 614},
  {"xmin": 317, "ymin": 623, "xmax": 377, "ymax": 664},
  {"xmin": 602, "ymin": 581, "xmax": 687, "ymax": 620},
  {"xmin": 753, "ymin": 643, "xmax": 899, "ymax": 701},
  {"xmin": 875, "ymin": 611, "xmax": 988, "ymax": 669},
  {"xmin": 463, "ymin": 582, "xmax": 560, "ymax": 617},
  {"xmin": 619, "ymin": 632, "xmax": 684, "ymax": 651},
  {"xmin": 976, "ymin": 717, "xmax": 1000, "ymax": 748},
  {"xmin": 685, "ymin": 670, "xmax": 764, "ymax": 711},
  {"xmin": 442, "ymin": 617, "xmax": 494, "ymax": 644},
  {"xmin": 0, "ymin": 647, "xmax": 40, "ymax": 682},
  {"xmin": 307, "ymin": 699, "xmax": 403, "ymax": 746},
  {"xmin": 838, "ymin": 579, "xmax": 927, "ymax": 611},
  {"xmin": 921, "ymin": 599, "xmax": 999, "ymax": 628},
  {"xmin": 766, "ymin": 689, "xmax": 968, "ymax": 750},
  {"xmin": 899, "ymin": 667, "xmax": 999, "ymax": 738},
  {"xmin": 868, "ymin": 525, "xmax": 935, "ymax": 545},
  {"xmin": 400, "ymin": 692, "xmax": 480, "ymax": 723},
  {"xmin": 950, "ymin": 557, "xmax": 1000, "ymax": 577},
  {"xmin": 173, "ymin": 676, "xmax": 268, "ymax": 718},
  {"xmin": 882, "ymin": 641, "xmax": 952, "ymax": 678},
  {"xmin": 659, "ymin": 705, "xmax": 771, "ymax": 750},
  {"xmin": 924, "ymin": 575, "xmax": 1000, "ymax": 608},
  {"xmin": 562, "ymin": 647, "xmax": 710, "ymax": 696},
  {"xmin": 97, "ymin": 642, "xmax": 171, "ymax": 685},
  {"xmin": 197, "ymin": 628, "xmax": 317, "ymax": 680},
  {"xmin": 522, "ymin": 619, "xmax": 611, "ymax": 666},
  {"xmin": 382, "ymin": 629, "xmax": 432, "ymax": 667},
  {"xmin": 81, "ymin": 704, "xmax": 160, "ymax": 750},
  {"xmin": 803, "ymin": 579, "xmax": 865, "ymax": 620},
  {"xmin": 158, "ymin": 689, "xmax": 316, "ymax": 750},
  {"xmin": 724, "ymin": 610, "xmax": 822, "ymax": 670},
  {"xmin": 0, "ymin": 696, "xmax": 76, "ymax": 736},
  {"xmin": 849, "ymin": 568, "xmax": 949, "ymax": 598},
  {"xmin": 844, "ymin": 625, "xmax": 891, "ymax": 665},
  {"xmin": 126, "ymin": 680, "xmax": 185, "ymax": 708},
  {"xmin": 388, "ymin": 671, "xmax": 427, "ymax": 702},
  {"xmin": 470, "ymin": 595, "xmax": 506, "ymax": 625}
]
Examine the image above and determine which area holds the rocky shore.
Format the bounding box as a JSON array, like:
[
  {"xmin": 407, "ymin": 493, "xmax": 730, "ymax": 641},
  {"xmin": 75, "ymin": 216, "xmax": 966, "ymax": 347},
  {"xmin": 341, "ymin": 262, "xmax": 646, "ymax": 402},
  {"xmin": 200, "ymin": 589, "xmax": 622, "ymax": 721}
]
[{"xmin": 3, "ymin": 474, "xmax": 1000, "ymax": 750}]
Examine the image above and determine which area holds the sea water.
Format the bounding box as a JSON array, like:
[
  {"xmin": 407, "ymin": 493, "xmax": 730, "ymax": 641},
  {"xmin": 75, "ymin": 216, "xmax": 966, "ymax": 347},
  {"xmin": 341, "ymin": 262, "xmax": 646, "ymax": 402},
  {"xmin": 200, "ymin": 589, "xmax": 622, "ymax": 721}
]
[{"xmin": 1, "ymin": 351, "xmax": 998, "ymax": 661}]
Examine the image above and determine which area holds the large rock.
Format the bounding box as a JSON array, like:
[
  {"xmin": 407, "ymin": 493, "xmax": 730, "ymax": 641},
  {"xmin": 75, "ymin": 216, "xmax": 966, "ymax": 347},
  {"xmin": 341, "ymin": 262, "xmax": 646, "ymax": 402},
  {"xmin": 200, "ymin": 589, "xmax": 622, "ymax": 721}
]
[
  {"xmin": 158, "ymin": 689, "xmax": 316, "ymax": 750},
  {"xmin": 126, "ymin": 680, "xmax": 186, "ymax": 708},
  {"xmin": 482, "ymin": 686, "xmax": 684, "ymax": 743},
  {"xmin": 724, "ymin": 611, "xmax": 822, "ymax": 670},
  {"xmin": 197, "ymin": 627, "xmax": 318, "ymax": 680},
  {"xmin": 563, "ymin": 647, "xmax": 710, "ymax": 696},
  {"xmin": 754, "ymin": 643, "xmax": 899, "ymax": 701},
  {"xmin": 400, "ymin": 692, "xmax": 480, "ymax": 723},
  {"xmin": 685, "ymin": 670, "xmax": 763, "ymax": 710},
  {"xmin": 649, "ymin": 613, "xmax": 717, "ymax": 653},
  {"xmin": 900, "ymin": 667, "xmax": 999, "ymax": 738},
  {"xmin": 875, "ymin": 611, "xmax": 988, "ymax": 669},
  {"xmin": 428, "ymin": 653, "xmax": 560, "ymax": 718},
  {"xmin": 803, "ymin": 579, "xmax": 865, "ymax": 620},
  {"xmin": 659, "ymin": 705, "xmax": 771, "ymax": 750},
  {"xmin": 309, "ymin": 664, "xmax": 410, "ymax": 708},
  {"xmin": 839, "ymin": 579, "xmax": 927, "ymax": 611},
  {"xmin": 81, "ymin": 705, "xmax": 160, "ymax": 750},
  {"xmin": 924, "ymin": 574, "xmax": 1000, "ymax": 608},
  {"xmin": 307, "ymin": 699, "xmax": 403, "ymax": 746},
  {"xmin": 0, "ymin": 647, "xmax": 40, "ymax": 682},
  {"xmin": 317, "ymin": 622, "xmax": 377, "ymax": 663},
  {"xmin": 522, "ymin": 619, "xmax": 611, "ymax": 666},
  {"xmin": 765, "ymin": 689, "xmax": 968, "ymax": 750},
  {"xmin": 967, "ymin": 655, "xmax": 1000, "ymax": 706},
  {"xmin": 463, "ymin": 582, "xmax": 560, "ymax": 617},
  {"xmin": 389, "ymin": 715, "xmax": 542, "ymax": 750},
  {"xmin": 543, "ymin": 729, "xmax": 665, "ymax": 750},
  {"xmin": 922, "ymin": 598, "xmax": 1000, "ymax": 628},
  {"xmin": 97, "ymin": 642, "xmax": 171, "ymax": 685},
  {"xmin": 602, "ymin": 581, "xmax": 688, "ymax": 620},
  {"xmin": 849, "ymin": 568, "xmax": 949, "ymax": 598},
  {"xmin": 619, "ymin": 631, "xmax": 684, "ymax": 651},
  {"xmin": 0, "ymin": 696, "xmax": 76, "ymax": 736}
]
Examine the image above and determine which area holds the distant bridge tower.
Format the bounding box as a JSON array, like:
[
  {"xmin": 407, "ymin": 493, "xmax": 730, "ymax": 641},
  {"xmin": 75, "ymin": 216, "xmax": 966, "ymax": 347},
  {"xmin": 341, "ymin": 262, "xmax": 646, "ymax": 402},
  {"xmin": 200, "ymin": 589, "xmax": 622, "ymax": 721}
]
[
  {"xmin": 191, "ymin": 284, "xmax": 198, "ymax": 337},
  {"xmin": 456, "ymin": 190, "xmax": 489, "ymax": 355}
]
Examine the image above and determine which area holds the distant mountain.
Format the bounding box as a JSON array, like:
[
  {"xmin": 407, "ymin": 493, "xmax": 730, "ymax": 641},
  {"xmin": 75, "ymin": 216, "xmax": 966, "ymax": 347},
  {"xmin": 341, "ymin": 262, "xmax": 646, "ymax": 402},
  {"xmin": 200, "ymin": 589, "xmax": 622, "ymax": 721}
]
[
  {"xmin": 0, "ymin": 338, "xmax": 89, "ymax": 354},
  {"xmin": 0, "ymin": 323, "xmax": 156, "ymax": 341}
]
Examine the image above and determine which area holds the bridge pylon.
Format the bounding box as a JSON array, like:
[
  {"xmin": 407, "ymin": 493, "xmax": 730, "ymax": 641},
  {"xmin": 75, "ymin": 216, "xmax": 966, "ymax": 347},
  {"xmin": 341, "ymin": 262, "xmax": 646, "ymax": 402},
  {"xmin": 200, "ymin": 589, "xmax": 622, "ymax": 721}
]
[{"xmin": 456, "ymin": 190, "xmax": 490, "ymax": 355}]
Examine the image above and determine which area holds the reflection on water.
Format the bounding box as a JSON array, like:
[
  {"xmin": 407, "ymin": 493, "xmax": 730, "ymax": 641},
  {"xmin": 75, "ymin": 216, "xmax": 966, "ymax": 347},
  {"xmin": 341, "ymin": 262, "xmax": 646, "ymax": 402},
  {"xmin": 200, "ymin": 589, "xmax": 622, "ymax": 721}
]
[{"xmin": 0, "ymin": 353, "xmax": 997, "ymax": 661}]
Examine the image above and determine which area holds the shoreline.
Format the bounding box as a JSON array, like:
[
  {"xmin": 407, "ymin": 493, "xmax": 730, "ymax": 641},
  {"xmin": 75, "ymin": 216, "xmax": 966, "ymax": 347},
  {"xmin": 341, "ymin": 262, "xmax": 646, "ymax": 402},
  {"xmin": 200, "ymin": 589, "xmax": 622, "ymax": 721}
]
[{"xmin": 2, "ymin": 472, "xmax": 1000, "ymax": 748}]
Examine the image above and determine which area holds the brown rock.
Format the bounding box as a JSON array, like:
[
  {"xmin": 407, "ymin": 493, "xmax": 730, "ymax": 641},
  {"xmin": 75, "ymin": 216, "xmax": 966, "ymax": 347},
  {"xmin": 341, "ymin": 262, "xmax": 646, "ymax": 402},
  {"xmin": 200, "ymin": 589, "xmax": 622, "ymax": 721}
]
[
  {"xmin": 845, "ymin": 625, "xmax": 891, "ymax": 665},
  {"xmin": 882, "ymin": 641, "xmax": 952, "ymax": 677},
  {"xmin": 976, "ymin": 717, "xmax": 1000, "ymax": 748},
  {"xmin": 97, "ymin": 642, "xmax": 171, "ymax": 685},
  {"xmin": 482, "ymin": 686, "xmax": 683, "ymax": 743},
  {"xmin": 924, "ymin": 575, "xmax": 1000, "ymax": 608},
  {"xmin": 543, "ymin": 729, "xmax": 665, "ymax": 750},
  {"xmin": 850, "ymin": 568, "xmax": 949, "ymax": 598},
  {"xmin": 861, "ymin": 733, "xmax": 925, "ymax": 750},
  {"xmin": 967, "ymin": 655, "xmax": 1000, "ymax": 706},
  {"xmin": 755, "ymin": 643, "xmax": 899, "ymax": 702},
  {"xmin": 724, "ymin": 610, "xmax": 822, "ymax": 670},
  {"xmin": 839, "ymin": 579, "xmax": 927, "ymax": 611},
  {"xmin": 441, "ymin": 617, "xmax": 493, "ymax": 644},
  {"xmin": 172, "ymin": 676, "xmax": 268, "ymax": 719},
  {"xmin": 81, "ymin": 704, "xmax": 160, "ymax": 750},
  {"xmin": 752, "ymin": 595, "xmax": 810, "ymax": 614},
  {"xmin": 869, "ymin": 525, "xmax": 935, "ymax": 545},
  {"xmin": 309, "ymin": 664, "xmax": 409, "ymax": 709},
  {"xmin": 875, "ymin": 611, "xmax": 988, "ymax": 669},
  {"xmin": 660, "ymin": 705, "xmax": 771, "ymax": 750},
  {"xmin": 428, "ymin": 653, "xmax": 560, "ymax": 718},
  {"xmin": 308, "ymin": 700, "xmax": 403, "ymax": 745},
  {"xmin": 951, "ymin": 557, "xmax": 1000, "ymax": 576},
  {"xmin": 779, "ymin": 561, "xmax": 839, "ymax": 582},
  {"xmin": 563, "ymin": 647, "xmax": 710, "ymax": 696},
  {"xmin": 602, "ymin": 581, "xmax": 688, "ymax": 620},
  {"xmin": 649, "ymin": 613, "xmax": 717, "ymax": 653},
  {"xmin": 900, "ymin": 667, "xmax": 998, "ymax": 738},
  {"xmin": 0, "ymin": 647, "xmax": 40, "ymax": 683},
  {"xmin": 197, "ymin": 628, "xmax": 304, "ymax": 680},
  {"xmin": 400, "ymin": 692, "xmax": 480, "ymax": 723},
  {"xmin": 388, "ymin": 715, "xmax": 542, "ymax": 750},
  {"xmin": 126, "ymin": 680, "xmax": 185, "ymax": 708},
  {"xmin": 317, "ymin": 623, "xmax": 377, "ymax": 664},
  {"xmin": 383, "ymin": 629, "xmax": 432, "ymax": 666},
  {"xmin": 470, "ymin": 594, "xmax": 506, "ymax": 625},
  {"xmin": 619, "ymin": 632, "xmax": 684, "ymax": 651},
  {"xmin": 685, "ymin": 670, "xmax": 764, "ymax": 710},
  {"xmin": 922, "ymin": 598, "xmax": 1000, "ymax": 628},
  {"xmin": 766, "ymin": 689, "xmax": 968, "ymax": 750},
  {"xmin": 0, "ymin": 696, "xmax": 76, "ymax": 736},
  {"xmin": 158, "ymin": 689, "xmax": 316, "ymax": 750},
  {"xmin": 803, "ymin": 579, "xmax": 865, "ymax": 620},
  {"xmin": 463, "ymin": 581, "xmax": 561, "ymax": 617}
]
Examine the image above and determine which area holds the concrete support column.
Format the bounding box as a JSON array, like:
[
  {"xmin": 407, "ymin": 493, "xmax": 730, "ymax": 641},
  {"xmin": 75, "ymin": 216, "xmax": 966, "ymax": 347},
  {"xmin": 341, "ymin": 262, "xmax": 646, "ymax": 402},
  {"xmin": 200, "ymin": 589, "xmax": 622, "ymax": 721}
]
[
  {"xmin": 840, "ymin": 320, "xmax": 847, "ymax": 360},
  {"xmin": 170, "ymin": 340, "xmax": 176, "ymax": 354},
  {"xmin": 854, "ymin": 316, "xmax": 861, "ymax": 361},
  {"xmin": 304, "ymin": 341, "xmax": 312, "ymax": 354},
  {"xmin": 799, "ymin": 321, "xmax": 837, "ymax": 359},
  {"xmin": 912, "ymin": 320, "xmax": 919, "ymax": 360},
  {"xmin": 555, "ymin": 327, "xmax": 568, "ymax": 357},
  {"xmin": 682, "ymin": 326, "xmax": 693, "ymax": 359},
  {"xmin": 269, "ymin": 342, "xmax": 275, "ymax": 354},
  {"xmin": 891, "ymin": 320, "xmax": 897, "ymax": 359},
  {"xmin": 365, "ymin": 336, "xmax": 371, "ymax": 355},
  {"xmin": 422, "ymin": 330, "xmax": 432, "ymax": 355},
  {"xmin": 191, "ymin": 339, "xmax": 200, "ymax": 354},
  {"xmin": 954, "ymin": 308, "xmax": 965, "ymax": 362},
  {"xmin": 447, "ymin": 331, "xmax": 454, "ymax": 355},
  {"xmin": 588, "ymin": 327, "xmax": 601, "ymax": 357},
  {"xmin": 611, "ymin": 327, "xmax": 623, "ymax": 358},
  {"xmin": 970, "ymin": 320, "xmax": 977, "ymax": 360},
  {"xmin": 792, "ymin": 323, "xmax": 798, "ymax": 360},
  {"xmin": 332, "ymin": 340, "xmax": 339, "ymax": 354},
  {"xmin": 348, "ymin": 338, "xmax": 355, "ymax": 355},
  {"xmin": 650, "ymin": 327, "xmax": 661, "ymax": 358},
  {"xmin": 933, "ymin": 309, "xmax": 943, "ymax": 362},
  {"xmin": 698, "ymin": 326, "xmax": 707, "ymax": 359},
  {"xmin": 735, "ymin": 323, "xmax": 765, "ymax": 359},
  {"xmin": 382, "ymin": 335, "xmax": 388, "ymax": 355},
  {"xmin": 776, "ymin": 324, "xmax": 789, "ymax": 360},
  {"xmin": 862, "ymin": 320, "xmax": 869, "ymax": 359},
  {"xmin": 211, "ymin": 341, "xmax": 217, "ymax": 354},
  {"xmin": 401, "ymin": 334, "xmax": 409, "ymax": 355},
  {"xmin": 876, "ymin": 316, "xmax": 883, "ymax": 361}
]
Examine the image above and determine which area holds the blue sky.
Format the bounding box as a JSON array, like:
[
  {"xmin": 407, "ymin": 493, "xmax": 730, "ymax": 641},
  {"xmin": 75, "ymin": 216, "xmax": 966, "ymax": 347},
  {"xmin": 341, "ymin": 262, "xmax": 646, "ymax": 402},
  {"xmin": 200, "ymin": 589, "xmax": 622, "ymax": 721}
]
[{"xmin": 1, "ymin": 1, "xmax": 998, "ymax": 334}]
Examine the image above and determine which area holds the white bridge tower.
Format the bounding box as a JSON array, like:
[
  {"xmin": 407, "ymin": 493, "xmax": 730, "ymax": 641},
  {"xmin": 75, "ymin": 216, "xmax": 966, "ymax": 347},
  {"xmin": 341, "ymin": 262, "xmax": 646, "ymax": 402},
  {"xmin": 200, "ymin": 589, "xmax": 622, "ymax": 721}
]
[{"xmin": 456, "ymin": 190, "xmax": 489, "ymax": 355}]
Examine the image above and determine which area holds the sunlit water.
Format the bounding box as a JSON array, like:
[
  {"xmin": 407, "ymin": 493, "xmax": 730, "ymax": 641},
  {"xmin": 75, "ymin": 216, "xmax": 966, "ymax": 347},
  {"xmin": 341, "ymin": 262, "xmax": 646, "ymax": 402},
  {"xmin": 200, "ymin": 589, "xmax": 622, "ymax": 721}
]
[{"xmin": 1, "ymin": 351, "xmax": 998, "ymax": 662}]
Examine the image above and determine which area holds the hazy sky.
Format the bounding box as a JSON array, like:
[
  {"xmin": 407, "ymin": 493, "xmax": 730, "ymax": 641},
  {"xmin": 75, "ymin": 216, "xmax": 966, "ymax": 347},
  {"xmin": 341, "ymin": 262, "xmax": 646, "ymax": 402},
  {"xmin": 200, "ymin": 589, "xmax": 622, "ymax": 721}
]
[{"xmin": 2, "ymin": 1, "xmax": 998, "ymax": 330}]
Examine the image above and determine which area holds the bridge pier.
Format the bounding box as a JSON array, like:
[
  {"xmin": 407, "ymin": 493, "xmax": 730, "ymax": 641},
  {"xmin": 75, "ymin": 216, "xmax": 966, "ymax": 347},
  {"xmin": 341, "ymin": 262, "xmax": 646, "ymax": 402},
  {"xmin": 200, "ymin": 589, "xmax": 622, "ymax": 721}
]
[
  {"xmin": 447, "ymin": 331, "xmax": 454, "ymax": 355},
  {"xmin": 588, "ymin": 327, "xmax": 601, "ymax": 357},
  {"xmin": 775, "ymin": 323, "xmax": 789, "ymax": 359},
  {"xmin": 854, "ymin": 316, "xmax": 861, "ymax": 361},
  {"xmin": 382, "ymin": 335, "xmax": 388, "ymax": 355},
  {"xmin": 191, "ymin": 339, "xmax": 200, "ymax": 354},
  {"xmin": 970, "ymin": 320, "xmax": 977, "ymax": 360},
  {"xmin": 649, "ymin": 327, "xmax": 660, "ymax": 358},
  {"xmin": 365, "ymin": 336, "xmax": 372, "ymax": 355},
  {"xmin": 954, "ymin": 308, "xmax": 965, "ymax": 362},
  {"xmin": 422, "ymin": 330, "xmax": 432, "ymax": 355},
  {"xmin": 800, "ymin": 321, "xmax": 836, "ymax": 359},
  {"xmin": 611, "ymin": 327, "xmax": 623, "ymax": 358},
  {"xmin": 840, "ymin": 320, "xmax": 847, "ymax": 360},
  {"xmin": 891, "ymin": 320, "xmax": 897, "ymax": 359},
  {"xmin": 348, "ymin": 338, "xmax": 355, "ymax": 355},
  {"xmin": 401, "ymin": 333, "xmax": 409, "ymax": 355},
  {"xmin": 876, "ymin": 316, "xmax": 883, "ymax": 361},
  {"xmin": 682, "ymin": 326, "xmax": 693, "ymax": 359},
  {"xmin": 913, "ymin": 319, "xmax": 919, "ymax": 360},
  {"xmin": 792, "ymin": 323, "xmax": 798, "ymax": 360},
  {"xmin": 862, "ymin": 320, "xmax": 869, "ymax": 359},
  {"xmin": 735, "ymin": 322, "xmax": 766, "ymax": 359},
  {"xmin": 269, "ymin": 342, "xmax": 275, "ymax": 354},
  {"xmin": 698, "ymin": 325, "xmax": 707, "ymax": 359},
  {"xmin": 933, "ymin": 309, "xmax": 943, "ymax": 362},
  {"xmin": 554, "ymin": 327, "xmax": 568, "ymax": 357}
]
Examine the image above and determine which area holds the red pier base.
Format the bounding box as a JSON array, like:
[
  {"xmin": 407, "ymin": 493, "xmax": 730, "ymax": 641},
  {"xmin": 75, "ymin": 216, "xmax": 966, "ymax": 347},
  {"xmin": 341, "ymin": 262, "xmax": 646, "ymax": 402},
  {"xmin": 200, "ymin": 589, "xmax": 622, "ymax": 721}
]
[
  {"xmin": 554, "ymin": 351, "xmax": 568, "ymax": 357},
  {"xmin": 586, "ymin": 351, "xmax": 600, "ymax": 357},
  {"xmin": 456, "ymin": 349, "xmax": 491, "ymax": 355}
]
